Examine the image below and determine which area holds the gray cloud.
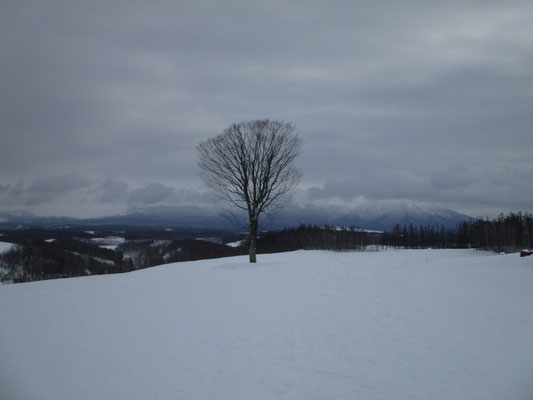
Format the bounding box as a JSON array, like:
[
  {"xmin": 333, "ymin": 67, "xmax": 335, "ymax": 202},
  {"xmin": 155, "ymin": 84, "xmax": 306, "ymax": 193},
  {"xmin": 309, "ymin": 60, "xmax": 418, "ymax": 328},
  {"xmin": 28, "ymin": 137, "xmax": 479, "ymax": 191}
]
[
  {"xmin": 95, "ymin": 179, "xmax": 217, "ymax": 208},
  {"xmin": 0, "ymin": 175, "xmax": 219, "ymax": 217},
  {"xmin": 0, "ymin": 174, "xmax": 92, "ymax": 207},
  {"xmin": 1, "ymin": 0, "xmax": 533, "ymax": 217},
  {"xmin": 430, "ymin": 165, "xmax": 472, "ymax": 190},
  {"xmin": 98, "ymin": 178, "xmax": 130, "ymax": 204},
  {"xmin": 306, "ymin": 163, "xmax": 533, "ymax": 217},
  {"xmin": 129, "ymin": 183, "xmax": 176, "ymax": 206}
]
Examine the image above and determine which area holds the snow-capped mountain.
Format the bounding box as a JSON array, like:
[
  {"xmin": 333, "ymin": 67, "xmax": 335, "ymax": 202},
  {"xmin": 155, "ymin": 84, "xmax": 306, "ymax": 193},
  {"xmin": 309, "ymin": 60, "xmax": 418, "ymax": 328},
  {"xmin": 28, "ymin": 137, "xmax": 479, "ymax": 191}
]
[
  {"xmin": 350, "ymin": 200, "xmax": 470, "ymax": 231},
  {"xmin": 275, "ymin": 200, "xmax": 471, "ymax": 231},
  {"xmin": 0, "ymin": 201, "xmax": 470, "ymax": 232}
]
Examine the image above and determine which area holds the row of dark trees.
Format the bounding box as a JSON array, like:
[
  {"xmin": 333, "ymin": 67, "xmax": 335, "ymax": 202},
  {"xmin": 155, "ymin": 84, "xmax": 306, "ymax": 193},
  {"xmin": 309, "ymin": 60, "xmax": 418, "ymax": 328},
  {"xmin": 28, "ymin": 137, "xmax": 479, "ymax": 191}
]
[
  {"xmin": 257, "ymin": 223, "xmax": 459, "ymax": 252},
  {"xmin": 382, "ymin": 224, "xmax": 463, "ymax": 249},
  {"xmin": 257, "ymin": 224, "xmax": 370, "ymax": 253},
  {"xmin": 458, "ymin": 212, "xmax": 533, "ymax": 252},
  {"xmin": 381, "ymin": 212, "xmax": 533, "ymax": 252},
  {"xmin": 0, "ymin": 239, "xmax": 135, "ymax": 283},
  {"xmin": 120, "ymin": 238, "xmax": 241, "ymax": 269},
  {"xmin": 257, "ymin": 212, "xmax": 533, "ymax": 254},
  {"xmin": 0, "ymin": 236, "xmax": 242, "ymax": 283}
]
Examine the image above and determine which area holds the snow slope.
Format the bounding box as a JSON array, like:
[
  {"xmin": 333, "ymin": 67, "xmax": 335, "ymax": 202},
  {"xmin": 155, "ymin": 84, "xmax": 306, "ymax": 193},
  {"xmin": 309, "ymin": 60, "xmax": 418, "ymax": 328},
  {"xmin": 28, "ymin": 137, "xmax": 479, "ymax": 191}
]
[
  {"xmin": 1, "ymin": 250, "xmax": 533, "ymax": 400},
  {"xmin": 0, "ymin": 241, "xmax": 13, "ymax": 253}
]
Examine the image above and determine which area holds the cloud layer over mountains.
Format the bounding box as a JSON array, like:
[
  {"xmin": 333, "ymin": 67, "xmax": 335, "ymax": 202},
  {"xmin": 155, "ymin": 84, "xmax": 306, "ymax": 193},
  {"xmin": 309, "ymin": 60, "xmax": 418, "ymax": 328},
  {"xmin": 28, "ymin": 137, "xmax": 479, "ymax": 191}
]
[{"xmin": 2, "ymin": 1, "xmax": 533, "ymax": 217}]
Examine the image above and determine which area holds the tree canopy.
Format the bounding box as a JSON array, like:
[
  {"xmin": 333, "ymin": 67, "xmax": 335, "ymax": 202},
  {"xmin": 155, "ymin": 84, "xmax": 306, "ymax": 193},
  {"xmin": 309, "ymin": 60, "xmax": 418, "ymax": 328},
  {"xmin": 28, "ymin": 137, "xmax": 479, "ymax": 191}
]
[{"xmin": 198, "ymin": 119, "xmax": 302, "ymax": 262}]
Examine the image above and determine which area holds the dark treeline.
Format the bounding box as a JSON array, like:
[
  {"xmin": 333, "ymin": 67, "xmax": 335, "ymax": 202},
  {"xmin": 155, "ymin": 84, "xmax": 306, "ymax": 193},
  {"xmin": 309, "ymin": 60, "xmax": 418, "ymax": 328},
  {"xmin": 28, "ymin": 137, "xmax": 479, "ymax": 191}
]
[
  {"xmin": 257, "ymin": 224, "xmax": 459, "ymax": 252},
  {"xmin": 263, "ymin": 212, "xmax": 532, "ymax": 252},
  {"xmin": 257, "ymin": 224, "xmax": 370, "ymax": 253},
  {"xmin": 457, "ymin": 212, "xmax": 533, "ymax": 252},
  {"xmin": 0, "ymin": 239, "xmax": 135, "ymax": 283},
  {"xmin": 0, "ymin": 236, "xmax": 242, "ymax": 283},
  {"xmin": 381, "ymin": 224, "xmax": 461, "ymax": 249},
  {"xmin": 381, "ymin": 212, "xmax": 533, "ymax": 252},
  {"xmin": 120, "ymin": 238, "xmax": 241, "ymax": 269}
]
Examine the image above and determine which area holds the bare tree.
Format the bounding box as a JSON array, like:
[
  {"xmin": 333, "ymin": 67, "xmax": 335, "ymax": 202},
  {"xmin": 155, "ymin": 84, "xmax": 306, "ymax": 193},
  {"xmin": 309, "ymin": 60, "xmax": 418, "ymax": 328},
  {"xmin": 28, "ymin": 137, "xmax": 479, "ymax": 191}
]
[{"xmin": 198, "ymin": 120, "xmax": 303, "ymax": 262}]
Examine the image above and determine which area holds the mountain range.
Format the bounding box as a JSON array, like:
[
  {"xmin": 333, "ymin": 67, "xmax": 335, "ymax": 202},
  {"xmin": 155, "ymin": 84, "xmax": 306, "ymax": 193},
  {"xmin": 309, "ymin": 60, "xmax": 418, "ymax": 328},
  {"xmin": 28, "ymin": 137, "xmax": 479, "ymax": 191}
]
[
  {"xmin": 0, "ymin": 201, "xmax": 471, "ymax": 232},
  {"xmin": 273, "ymin": 202, "xmax": 469, "ymax": 231}
]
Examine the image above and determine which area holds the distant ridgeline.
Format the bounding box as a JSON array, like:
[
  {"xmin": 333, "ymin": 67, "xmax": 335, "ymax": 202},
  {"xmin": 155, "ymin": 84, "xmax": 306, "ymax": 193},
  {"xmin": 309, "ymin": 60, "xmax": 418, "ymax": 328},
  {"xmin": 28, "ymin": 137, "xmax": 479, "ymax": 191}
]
[{"xmin": 1, "ymin": 212, "xmax": 531, "ymax": 283}]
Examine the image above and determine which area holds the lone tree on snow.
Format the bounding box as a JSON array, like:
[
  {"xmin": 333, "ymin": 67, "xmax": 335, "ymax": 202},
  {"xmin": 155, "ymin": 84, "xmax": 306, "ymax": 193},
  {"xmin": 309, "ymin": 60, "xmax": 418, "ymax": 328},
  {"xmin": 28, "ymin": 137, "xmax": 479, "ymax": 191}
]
[{"xmin": 197, "ymin": 119, "xmax": 303, "ymax": 263}]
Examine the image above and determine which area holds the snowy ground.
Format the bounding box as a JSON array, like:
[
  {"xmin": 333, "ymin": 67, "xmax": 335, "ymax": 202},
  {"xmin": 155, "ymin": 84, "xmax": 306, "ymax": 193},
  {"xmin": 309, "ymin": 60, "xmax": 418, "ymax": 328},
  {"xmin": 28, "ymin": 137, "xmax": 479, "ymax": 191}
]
[
  {"xmin": 0, "ymin": 241, "xmax": 13, "ymax": 253},
  {"xmin": 90, "ymin": 236, "xmax": 126, "ymax": 250},
  {"xmin": 226, "ymin": 239, "xmax": 244, "ymax": 247},
  {"xmin": 1, "ymin": 249, "xmax": 533, "ymax": 400}
]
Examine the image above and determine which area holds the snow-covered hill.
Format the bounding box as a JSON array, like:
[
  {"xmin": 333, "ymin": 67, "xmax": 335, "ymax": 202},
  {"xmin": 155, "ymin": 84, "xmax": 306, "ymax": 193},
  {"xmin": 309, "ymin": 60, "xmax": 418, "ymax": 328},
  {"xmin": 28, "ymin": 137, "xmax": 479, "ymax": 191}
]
[{"xmin": 1, "ymin": 250, "xmax": 532, "ymax": 399}]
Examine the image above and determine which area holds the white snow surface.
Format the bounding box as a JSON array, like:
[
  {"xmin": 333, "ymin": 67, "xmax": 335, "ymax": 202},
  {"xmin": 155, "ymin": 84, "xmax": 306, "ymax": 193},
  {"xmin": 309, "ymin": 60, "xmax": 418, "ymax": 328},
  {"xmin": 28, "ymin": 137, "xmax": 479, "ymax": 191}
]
[
  {"xmin": 1, "ymin": 249, "xmax": 533, "ymax": 400},
  {"xmin": 90, "ymin": 236, "xmax": 126, "ymax": 250},
  {"xmin": 0, "ymin": 241, "xmax": 13, "ymax": 253},
  {"xmin": 226, "ymin": 239, "xmax": 244, "ymax": 247}
]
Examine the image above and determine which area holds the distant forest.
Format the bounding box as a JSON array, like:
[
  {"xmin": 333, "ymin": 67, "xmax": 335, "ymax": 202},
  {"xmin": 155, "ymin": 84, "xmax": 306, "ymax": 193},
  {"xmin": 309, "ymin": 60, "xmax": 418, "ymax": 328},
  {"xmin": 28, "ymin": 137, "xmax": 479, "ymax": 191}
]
[
  {"xmin": 0, "ymin": 229, "xmax": 242, "ymax": 283},
  {"xmin": 1, "ymin": 212, "xmax": 531, "ymax": 283},
  {"xmin": 382, "ymin": 212, "xmax": 532, "ymax": 252},
  {"xmin": 261, "ymin": 211, "xmax": 533, "ymax": 253},
  {"xmin": 457, "ymin": 212, "xmax": 533, "ymax": 253}
]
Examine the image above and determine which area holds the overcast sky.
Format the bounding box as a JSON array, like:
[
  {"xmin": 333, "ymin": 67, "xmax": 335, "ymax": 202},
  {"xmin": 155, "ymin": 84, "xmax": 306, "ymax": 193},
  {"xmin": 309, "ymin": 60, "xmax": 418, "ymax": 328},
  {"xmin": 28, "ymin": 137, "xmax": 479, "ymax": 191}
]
[{"xmin": 1, "ymin": 0, "xmax": 532, "ymax": 218}]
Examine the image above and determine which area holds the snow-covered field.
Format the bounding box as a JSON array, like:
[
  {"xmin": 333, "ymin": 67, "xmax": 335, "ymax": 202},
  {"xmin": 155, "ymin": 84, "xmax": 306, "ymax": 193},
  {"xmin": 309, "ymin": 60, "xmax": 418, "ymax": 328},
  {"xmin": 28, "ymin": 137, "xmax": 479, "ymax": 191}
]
[
  {"xmin": 0, "ymin": 241, "xmax": 13, "ymax": 253},
  {"xmin": 90, "ymin": 236, "xmax": 126, "ymax": 250},
  {"xmin": 1, "ymin": 249, "xmax": 533, "ymax": 400}
]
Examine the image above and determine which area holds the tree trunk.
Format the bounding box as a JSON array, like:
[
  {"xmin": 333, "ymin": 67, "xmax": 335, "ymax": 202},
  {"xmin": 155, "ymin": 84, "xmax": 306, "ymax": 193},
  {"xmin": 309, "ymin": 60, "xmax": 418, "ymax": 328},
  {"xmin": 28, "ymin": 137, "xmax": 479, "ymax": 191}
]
[{"xmin": 249, "ymin": 217, "xmax": 258, "ymax": 263}]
